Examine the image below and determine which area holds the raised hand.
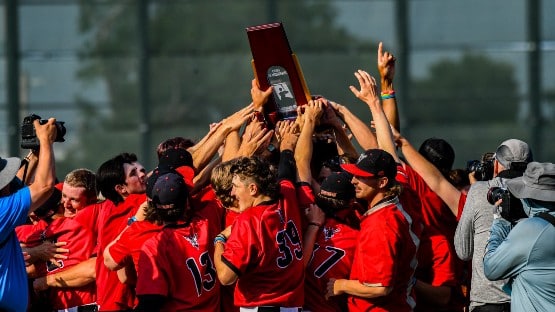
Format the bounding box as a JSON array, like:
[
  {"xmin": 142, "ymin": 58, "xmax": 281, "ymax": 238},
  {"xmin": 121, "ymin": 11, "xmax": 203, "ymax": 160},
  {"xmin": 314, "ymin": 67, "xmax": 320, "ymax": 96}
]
[
  {"xmin": 251, "ymin": 78, "xmax": 273, "ymax": 112},
  {"xmin": 349, "ymin": 70, "xmax": 380, "ymax": 107},
  {"xmin": 222, "ymin": 103, "xmax": 254, "ymax": 131},
  {"xmin": 303, "ymin": 99, "xmax": 324, "ymax": 124},
  {"xmin": 275, "ymin": 120, "xmax": 299, "ymax": 152},
  {"xmin": 240, "ymin": 118, "xmax": 274, "ymax": 157},
  {"xmin": 377, "ymin": 42, "xmax": 396, "ymax": 85}
]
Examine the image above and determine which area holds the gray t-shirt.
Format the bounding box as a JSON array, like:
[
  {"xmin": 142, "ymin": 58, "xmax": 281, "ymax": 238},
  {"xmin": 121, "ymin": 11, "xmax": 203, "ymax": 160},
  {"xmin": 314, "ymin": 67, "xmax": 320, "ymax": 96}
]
[{"xmin": 454, "ymin": 177, "xmax": 510, "ymax": 310}]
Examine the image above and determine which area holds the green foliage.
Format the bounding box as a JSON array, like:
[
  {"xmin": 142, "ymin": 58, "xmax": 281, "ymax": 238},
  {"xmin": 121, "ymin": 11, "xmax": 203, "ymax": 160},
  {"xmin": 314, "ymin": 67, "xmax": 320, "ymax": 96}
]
[
  {"xmin": 408, "ymin": 53, "xmax": 518, "ymax": 124},
  {"xmin": 64, "ymin": 0, "xmax": 361, "ymax": 172}
]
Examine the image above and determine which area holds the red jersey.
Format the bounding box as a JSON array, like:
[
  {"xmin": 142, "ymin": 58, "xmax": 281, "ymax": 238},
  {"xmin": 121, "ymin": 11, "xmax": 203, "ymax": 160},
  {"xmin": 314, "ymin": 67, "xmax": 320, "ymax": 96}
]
[
  {"xmin": 191, "ymin": 185, "xmax": 226, "ymax": 230},
  {"xmin": 222, "ymin": 179, "xmax": 304, "ymax": 308},
  {"xmin": 305, "ymin": 218, "xmax": 359, "ymax": 312},
  {"xmin": 41, "ymin": 217, "xmax": 97, "ymax": 309},
  {"xmin": 348, "ymin": 197, "xmax": 418, "ymax": 312},
  {"xmin": 136, "ymin": 218, "xmax": 221, "ymax": 311},
  {"xmin": 73, "ymin": 201, "xmax": 102, "ymax": 255},
  {"xmin": 415, "ymin": 228, "xmax": 459, "ymax": 312},
  {"xmin": 95, "ymin": 194, "xmax": 146, "ymax": 311},
  {"xmin": 222, "ymin": 208, "xmax": 240, "ymax": 312},
  {"xmin": 107, "ymin": 220, "xmax": 162, "ymax": 279},
  {"xmin": 457, "ymin": 193, "xmax": 467, "ymax": 221},
  {"xmin": 402, "ymin": 164, "xmax": 458, "ymax": 240},
  {"xmin": 16, "ymin": 220, "xmax": 49, "ymax": 280},
  {"xmin": 15, "ymin": 219, "xmax": 48, "ymax": 246}
]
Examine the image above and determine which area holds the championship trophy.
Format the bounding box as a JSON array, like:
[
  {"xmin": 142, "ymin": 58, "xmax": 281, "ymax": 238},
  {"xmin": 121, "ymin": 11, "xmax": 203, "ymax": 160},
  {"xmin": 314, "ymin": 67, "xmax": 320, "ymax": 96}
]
[{"xmin": 246, "ymin": 22, "xmax": 311, "ymax": 126}]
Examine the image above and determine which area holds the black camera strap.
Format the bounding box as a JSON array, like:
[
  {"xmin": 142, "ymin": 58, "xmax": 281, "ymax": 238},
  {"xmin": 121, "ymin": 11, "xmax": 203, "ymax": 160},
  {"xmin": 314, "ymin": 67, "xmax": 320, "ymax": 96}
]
[
  {"xmin": 20, "ymin": 158, "xmax": 30, "ymax": 183},
  {"xmin": 535, "ymin": 212, "xmax": 555, "ymax": 227}
]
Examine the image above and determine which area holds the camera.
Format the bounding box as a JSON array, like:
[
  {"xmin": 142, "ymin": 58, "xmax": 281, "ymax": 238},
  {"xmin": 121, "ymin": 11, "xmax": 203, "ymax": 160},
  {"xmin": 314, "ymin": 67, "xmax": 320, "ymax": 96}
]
[
  {"xmin": 21, "ymin": 114, "xmax": 66, "ymax": 149},
  {"xmin": 486, "ymin": 186, "xmax": 527, "ymax": 223},
  {"xmin": 486, "ymin": 187, "xmax": 510, "ymax": 205},
  {"xmin": 466, "ymin": 152, "xmax": 495, "ymax": 181}
]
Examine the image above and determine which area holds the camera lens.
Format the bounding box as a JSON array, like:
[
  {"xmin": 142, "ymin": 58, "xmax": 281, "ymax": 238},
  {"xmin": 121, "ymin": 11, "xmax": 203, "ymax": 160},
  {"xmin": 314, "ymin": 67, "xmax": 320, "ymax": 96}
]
[{"xmin": 487, "ymin": 187, "xmax": 508, "ymax": 205}]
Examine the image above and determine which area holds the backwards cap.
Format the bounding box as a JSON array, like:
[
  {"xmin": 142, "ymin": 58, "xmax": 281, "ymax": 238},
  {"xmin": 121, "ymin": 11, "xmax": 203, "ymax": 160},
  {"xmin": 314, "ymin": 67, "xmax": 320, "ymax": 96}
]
[{"xmin": 495, "ymin": 139, "xmax": 533, "ymax": 169}]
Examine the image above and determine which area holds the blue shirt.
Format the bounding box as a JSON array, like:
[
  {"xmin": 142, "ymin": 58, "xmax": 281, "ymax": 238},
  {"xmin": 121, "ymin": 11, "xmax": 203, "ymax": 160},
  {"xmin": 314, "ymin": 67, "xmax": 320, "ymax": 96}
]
[
  {"xmin": 0, "ymin": 187, "xmax": 31, "ymax": 312},
  {"xmin": 484, "ymin": 211, "xmax": 555, "ymax": 312}
]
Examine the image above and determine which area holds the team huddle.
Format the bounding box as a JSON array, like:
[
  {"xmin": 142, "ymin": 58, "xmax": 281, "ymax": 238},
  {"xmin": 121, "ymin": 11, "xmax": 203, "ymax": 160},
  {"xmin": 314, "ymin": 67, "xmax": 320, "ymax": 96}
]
[{"xmin": 3, "ymin": 42, "xmax": 555, "ymax": 312}]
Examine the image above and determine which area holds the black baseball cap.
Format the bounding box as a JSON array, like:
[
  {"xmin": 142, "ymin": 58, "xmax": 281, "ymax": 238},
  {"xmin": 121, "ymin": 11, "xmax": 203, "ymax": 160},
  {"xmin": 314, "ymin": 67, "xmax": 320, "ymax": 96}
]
[
  {"xmin": 319, "ymin": 171, "xmax": 355, "ymax": 200},
  {"xmin": 340, "ymin": 149, "xmax": 396, "ymax": 179},
  {"xmin": 150, "ymin": 172, "xmax": 189, "ymax": 210}
]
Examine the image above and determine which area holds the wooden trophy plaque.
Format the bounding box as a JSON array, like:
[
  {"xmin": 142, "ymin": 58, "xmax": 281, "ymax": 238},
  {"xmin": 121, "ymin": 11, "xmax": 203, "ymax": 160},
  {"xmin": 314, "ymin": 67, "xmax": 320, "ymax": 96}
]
[{"xmin": 246, "ymin": 22, "xmax": 311, "ymax": 126}]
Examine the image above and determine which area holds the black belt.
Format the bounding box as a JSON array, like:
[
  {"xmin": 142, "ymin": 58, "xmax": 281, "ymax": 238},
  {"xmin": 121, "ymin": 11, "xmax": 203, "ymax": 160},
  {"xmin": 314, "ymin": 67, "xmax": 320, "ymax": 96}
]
[{"xmin": 77, "ymin": 304, "xmax": 98, "ymax": 312}]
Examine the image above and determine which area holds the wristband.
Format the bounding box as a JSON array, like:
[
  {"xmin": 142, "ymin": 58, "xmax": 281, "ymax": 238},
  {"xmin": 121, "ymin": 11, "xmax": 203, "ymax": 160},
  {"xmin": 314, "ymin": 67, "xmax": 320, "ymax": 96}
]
[
  {"xmin": 380, "ymin": 90, "xmax": 396, "ymax": 100},
  {"xmin": 214, "ymin": 234, "xmax": 227, "ymax": 245},
  {"xmin": 127, "ymin": 216, "xmax": 138, "ymax": 226},
  {"xmin": 308, "ymin": 222, "xmax": 322, "ymax": 228}
]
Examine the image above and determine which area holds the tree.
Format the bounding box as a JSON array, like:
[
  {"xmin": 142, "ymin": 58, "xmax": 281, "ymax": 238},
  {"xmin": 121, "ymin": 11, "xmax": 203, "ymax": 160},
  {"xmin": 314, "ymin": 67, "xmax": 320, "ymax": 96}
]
[
  {"xmin": 408, "ymin": 53, "xmax": 518, "ymax": 124},
  {"xmin": 59, "ymin": 0, "xmax": 362, "ymax": 174}
]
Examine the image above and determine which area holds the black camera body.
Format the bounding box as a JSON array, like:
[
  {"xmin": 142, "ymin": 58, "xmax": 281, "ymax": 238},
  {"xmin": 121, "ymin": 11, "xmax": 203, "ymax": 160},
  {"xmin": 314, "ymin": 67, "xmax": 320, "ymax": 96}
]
[
  {"xmin": 487, "ymin": 186, "xmax": 527, "ymax": 223},
  {"xmin": 21, "ymin": 114, "xmax": 66, "ymax": 150},
  {"xmin": 466, "ymin": 152, "xmax": 495, "ymax": 181}
]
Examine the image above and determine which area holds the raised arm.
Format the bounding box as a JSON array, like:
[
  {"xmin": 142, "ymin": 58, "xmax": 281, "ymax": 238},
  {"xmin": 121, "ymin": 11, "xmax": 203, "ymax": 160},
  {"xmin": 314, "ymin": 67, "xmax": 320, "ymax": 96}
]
[
  {"xmin": 276, "ymin": 120, "xmax": 300, "ymax": 182},
  {"xmin": 188, "ymin": 103, "xmax": 253, "ymax": 171},
  {"xmin": 329, "ymin": 101, "xmax": 378, "ymax": 150},
  {"xmin": 236, "ymin": 117, "xmax": 274, "ymax": 159},
  {"xmin": 397, "ymin": 134, "xmax": 461, "ymax": 216},
  {"xmin": 29, "ymin": 119, "xmax": 58, "ymax": 212},
  {"xmin": 295, "ymin": 99, "xmax": 323, "ymax": 184},
  {"xmin": 318, "ymin": 100, "xmax": 358, "ymax": 162},
  {"xmin": 350, "ymin": 70, "xmax": 400, "ymax": 163},
  {"xmin": 377, "ymin": 42, "xmax": 400, "ymax": 131}
]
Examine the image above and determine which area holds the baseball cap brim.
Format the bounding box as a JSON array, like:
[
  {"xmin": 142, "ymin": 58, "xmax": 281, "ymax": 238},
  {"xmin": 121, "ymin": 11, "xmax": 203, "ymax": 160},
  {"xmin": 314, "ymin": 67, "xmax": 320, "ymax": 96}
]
[
  {"xmin": 0, "ymin": 157, "xmax": 22, "ymax": 190},
  {"xmin": 340, "ymin": 163, "xmax": 375, "ymax": 178}
]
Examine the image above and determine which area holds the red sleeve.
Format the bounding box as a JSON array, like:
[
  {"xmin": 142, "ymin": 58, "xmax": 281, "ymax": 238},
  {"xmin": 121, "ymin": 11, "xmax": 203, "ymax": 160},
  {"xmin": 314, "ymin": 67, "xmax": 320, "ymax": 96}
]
[
  {"xmin": 108, "ymin": 225, "xmax": 134, "ymax": 266},
  {"xmin": 221, "ymin": 212, "xmax": 260, "ymax": 275},
  {"xmin": 15, "ymin": 220, "xmax": 47, "ymax": 245},
  {"xmin": 356, "ymin": 222, "xmax": 396, "ymax": 286},
  {"xmin": 136, "ymin": 236, "xmax": 168, "ymax": 296},
  {"xmin": 192, "ymin": 186, "xmax": 225, "ymax": 232},
  {"xmin": 456, "ymin": 193, "xmax": 467, "ymax": 221},
  {"xmin": 428, "ymin": 235, "xmax": 458, "ymax": 287},
  {"xmin": 395, "ymin": 163, "xmax": 409, "ymax": 184},
  {"xmin": 296, "ymin": 182, "xmax": 315, "ymax": 208}
]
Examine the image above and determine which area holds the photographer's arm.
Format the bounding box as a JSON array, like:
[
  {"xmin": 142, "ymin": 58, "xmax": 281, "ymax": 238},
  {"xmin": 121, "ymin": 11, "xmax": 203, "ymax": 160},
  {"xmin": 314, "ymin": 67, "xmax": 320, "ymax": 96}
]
[
  {"xmin": 483, "ymin": 218, "xmax": 520, "ymax": 281},
  {"xmin": 29, "ymin": 119, "xmax": 57, "ymax": 212},
  {"xmin": 17, "ymin": 150, "xmax": 38, "ymax": 185}
]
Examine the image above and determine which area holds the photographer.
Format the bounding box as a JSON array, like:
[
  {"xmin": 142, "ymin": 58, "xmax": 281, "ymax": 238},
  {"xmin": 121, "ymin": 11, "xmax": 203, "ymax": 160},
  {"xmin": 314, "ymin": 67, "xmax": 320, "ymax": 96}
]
[
  {"xmin": 483, "ymin": 162, "xmax": 555, "ymax": 312},
  {"xmin": 0, "ymin": 118, "xmax": 58, "ymax": 312},
  {"xmin": 455, "ymin": 139, "xmax": 533, "ymax": 311}
]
